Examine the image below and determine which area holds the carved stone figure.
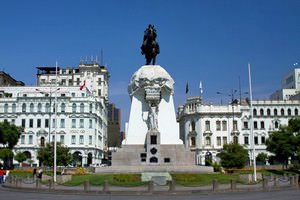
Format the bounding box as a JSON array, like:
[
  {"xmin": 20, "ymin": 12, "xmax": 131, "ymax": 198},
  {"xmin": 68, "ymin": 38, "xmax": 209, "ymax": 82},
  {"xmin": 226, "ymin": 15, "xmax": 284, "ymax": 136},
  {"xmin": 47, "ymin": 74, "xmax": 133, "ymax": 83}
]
[
  {"xmin": 141, "ymin": 24, "xmax": 160, "ymax": 65},
  {"xmin": 148, "ymin": 103, "xmax": 158, "ymax": 130}
]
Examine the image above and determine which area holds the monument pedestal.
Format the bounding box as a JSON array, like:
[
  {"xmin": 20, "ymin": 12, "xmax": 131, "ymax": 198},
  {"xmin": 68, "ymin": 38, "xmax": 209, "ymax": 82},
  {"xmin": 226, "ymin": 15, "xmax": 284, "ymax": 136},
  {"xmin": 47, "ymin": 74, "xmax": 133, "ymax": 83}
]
[{"xmin": 112, "ymin": 144, "xmax": 195, "ymax": 166}]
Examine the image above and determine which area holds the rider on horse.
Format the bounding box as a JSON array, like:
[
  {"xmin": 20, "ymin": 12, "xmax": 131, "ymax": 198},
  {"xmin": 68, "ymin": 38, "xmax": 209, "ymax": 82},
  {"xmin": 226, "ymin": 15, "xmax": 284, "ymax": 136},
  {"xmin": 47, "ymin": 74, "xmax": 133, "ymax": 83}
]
[{"xmin": 141, "ymin": 24, "xmax": 160, "ymax": 65}]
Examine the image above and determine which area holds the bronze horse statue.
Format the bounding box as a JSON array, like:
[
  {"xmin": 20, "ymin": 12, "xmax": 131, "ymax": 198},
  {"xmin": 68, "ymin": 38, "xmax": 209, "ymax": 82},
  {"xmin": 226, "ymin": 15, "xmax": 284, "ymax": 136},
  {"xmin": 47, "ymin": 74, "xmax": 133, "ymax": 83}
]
[{"xmin": 141, "ymin": 25, "xmax": 160, "ymax": 65}]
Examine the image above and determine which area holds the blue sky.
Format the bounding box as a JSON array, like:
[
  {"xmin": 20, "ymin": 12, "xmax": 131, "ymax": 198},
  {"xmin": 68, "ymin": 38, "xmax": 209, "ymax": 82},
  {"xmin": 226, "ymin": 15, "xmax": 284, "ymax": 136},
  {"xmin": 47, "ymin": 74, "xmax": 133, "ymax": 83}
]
[{"xmin": 0, "ymin": 0, "xmax": 299, "ymax": 131}]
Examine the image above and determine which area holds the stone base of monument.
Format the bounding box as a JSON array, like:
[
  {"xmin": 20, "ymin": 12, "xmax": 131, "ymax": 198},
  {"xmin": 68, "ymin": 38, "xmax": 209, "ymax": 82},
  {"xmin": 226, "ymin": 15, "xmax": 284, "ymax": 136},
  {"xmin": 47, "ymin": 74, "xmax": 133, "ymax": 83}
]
[{"xmin": 112, "ymin": 144, "xmax": 195, "ymax": 166}]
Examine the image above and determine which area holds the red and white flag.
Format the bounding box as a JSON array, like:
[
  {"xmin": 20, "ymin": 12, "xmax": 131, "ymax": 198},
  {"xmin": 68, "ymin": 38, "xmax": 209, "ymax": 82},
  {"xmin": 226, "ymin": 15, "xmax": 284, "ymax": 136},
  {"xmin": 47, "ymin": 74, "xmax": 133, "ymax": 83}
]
[{"xmin": 80, "ymin": 80, "xmax": 86, "ymax": 90}]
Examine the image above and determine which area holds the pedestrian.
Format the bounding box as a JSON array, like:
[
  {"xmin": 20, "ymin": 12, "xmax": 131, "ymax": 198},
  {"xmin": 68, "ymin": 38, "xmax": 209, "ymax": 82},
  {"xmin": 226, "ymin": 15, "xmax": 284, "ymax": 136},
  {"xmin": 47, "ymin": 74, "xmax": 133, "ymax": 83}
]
[
  {"xmin": 3, "ymin": 170, "xmax": 9, "ymax": 183},
  {"xmin": 0, "ymin": 168, "xmax": 4, "ymax": 184},
  {"xmin": 38, "ymin": 168, "xmax": 43, "ymax": 179},
  {"xmin": 33, "ymin": 168, "xmax": 37, "ymax": 178}
]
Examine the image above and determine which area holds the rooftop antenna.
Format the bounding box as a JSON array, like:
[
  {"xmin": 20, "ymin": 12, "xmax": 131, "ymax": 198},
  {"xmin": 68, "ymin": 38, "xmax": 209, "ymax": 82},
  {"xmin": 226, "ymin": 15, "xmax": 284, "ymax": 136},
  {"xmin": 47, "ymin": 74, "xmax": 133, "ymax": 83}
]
[
  {"xmin": 91, "ymin": 55, "xmax": 93, "ymax": 63},
  {"xmin": 239, "ymin": 76, "xmax": 242, "ymax": 104},
  {"xmin": 96, "ymin": 55, "xmax": 98, "ymax": 63}
]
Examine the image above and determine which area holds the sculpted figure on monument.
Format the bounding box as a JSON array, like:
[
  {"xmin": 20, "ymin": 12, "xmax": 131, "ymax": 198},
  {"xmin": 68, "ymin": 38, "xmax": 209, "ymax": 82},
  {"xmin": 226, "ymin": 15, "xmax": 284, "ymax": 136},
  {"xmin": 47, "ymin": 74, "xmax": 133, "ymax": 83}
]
[
  {"xmin": 141, "ymin": 24, "xmax": 160, "ymax": 65},
  {"xmin": 148, "ymin": 103, "xmax": 158, "ymax": 130}
]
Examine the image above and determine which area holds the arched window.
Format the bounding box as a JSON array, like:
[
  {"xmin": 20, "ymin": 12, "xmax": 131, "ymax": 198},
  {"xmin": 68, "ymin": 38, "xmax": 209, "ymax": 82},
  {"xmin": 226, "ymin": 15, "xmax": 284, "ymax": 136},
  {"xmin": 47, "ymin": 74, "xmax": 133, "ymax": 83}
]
[
  {"xmin": 260, "ymin": 109, "xmax": 264, "ymax": 116},
  {"xmin": 295, "ymin": 108, "xmax": 299, "ymax": 116},
  {"xmin": 72, "ymin": 103, "xmax": 77, "ymax": 113},
  {"xmin": 190, "ymin": 136, "xmax": 196, "ymax": 147},
  {"xmin": 61, "ymin": 103, "xmax": 66, "ymax": 113},
  {"xmin": 274, "ymin": 109, "xmax": 277, "ymax": 116},
  {"xmin": 40, "ymin": 137, "xmax": 45, "ymax": 147},
  {"xmin": 253, "ymin": 109, "xmax": 257, "ymax": 116},
  {"xmin": 4, "ymin": 103, "xmax": 8, "ymax": 113},
  {"xmin": 30, "ymin": 103, "xmax": 34, "ymax": 112},
  {"xmin": 280, "ymin": 108, "xmax": 284, "ymax": 116},
  {"xmin": 191, "ymin": 121, "xmax": 196, "ymax": 131},
  {"xmin": 275, "ymin": 121, "xmax": 279, "ymax": 129},
  {"xmin": 287, "ymin": 108, "xmax": 291, "ymax": 116},
  {"xmin": 233, "ymin": 136, "xmax": 238, "ymax": 144},
  {"xmin": 12, "ymin": 103, "xmax": 16, "ymax": 113},
  {"xmin": 37, "ymin": 103, "xmax": 42, "ymax": 112},
  {"xmin": 45, "ymin": 103, "xmax": 50, "ymax": 113},
  {"xmin": 205, "ymin": 136, "xmax": 211, "ymax": 146},
  {"xmin": 22, "ymin": 103, "xmax": 26, "ymax": 112},
  {"xmin": 267, "ymin": 108, "xmax": 271, "ymax": 116},
  {"xmin": 80, "ymin": 103, "xmax": 84, "ymax": 113},
  {"xmin": 89, "ymin": 104, "xmax": 93, "ymax": 113}
]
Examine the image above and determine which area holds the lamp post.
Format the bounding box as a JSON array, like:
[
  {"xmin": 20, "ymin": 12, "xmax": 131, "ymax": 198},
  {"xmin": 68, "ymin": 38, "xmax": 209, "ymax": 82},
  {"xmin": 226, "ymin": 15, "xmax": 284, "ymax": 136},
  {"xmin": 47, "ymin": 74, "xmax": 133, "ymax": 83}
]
[
  {"xmin": 36, "ymin": 87, "xmax": 60, "ymax": 144},
  {"xmin": 248, "ymin": 63, "xmax": 257, "ymax": 182}
]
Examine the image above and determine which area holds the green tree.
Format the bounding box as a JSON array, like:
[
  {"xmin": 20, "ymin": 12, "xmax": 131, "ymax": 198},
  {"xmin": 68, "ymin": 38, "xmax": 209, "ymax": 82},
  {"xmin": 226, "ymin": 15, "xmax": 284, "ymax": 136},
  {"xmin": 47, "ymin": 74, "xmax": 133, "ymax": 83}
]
[
  {"xmin": 14, "ymin": 152, "xmax": 27, "ymax": 166},
  {"xmin": 256, "ymin": 152, "xmax": 268, "ymax": 165},
  {"xmin": 266, "ymin": 118, "xmax": 300, "ymax": 168},
  {"xmin": 0, "ymin": 121, "xmax": 22, "ymax": 169},
  {"xmin": 217, "ymin": 143, "xmax": 249, "ymax": 169},
  {"xmin": 0, "ymin": 121, "xmax": 22, "ymax": 149},
  {"xmin": 37, "ymin": 142, "xmax": 72, "ymax": 167},
  {"xmin": 0, "ymin": 148, "xmax": 14, "ymax": 169}
]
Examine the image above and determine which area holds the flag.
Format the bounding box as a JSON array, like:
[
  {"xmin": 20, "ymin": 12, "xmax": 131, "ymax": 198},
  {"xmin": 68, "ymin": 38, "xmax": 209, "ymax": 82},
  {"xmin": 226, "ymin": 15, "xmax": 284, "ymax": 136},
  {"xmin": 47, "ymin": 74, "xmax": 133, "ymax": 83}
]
[
  {"xmin": 80, "ymin": 80, "xmax": 86, "ymax": 90},
  {"xmin": 185, "ymin": 82, "xmax": 189, "ymax": 94},
  {"xmin": 199, "ymin": 81, "xmax": 203, "ymax": 95}
]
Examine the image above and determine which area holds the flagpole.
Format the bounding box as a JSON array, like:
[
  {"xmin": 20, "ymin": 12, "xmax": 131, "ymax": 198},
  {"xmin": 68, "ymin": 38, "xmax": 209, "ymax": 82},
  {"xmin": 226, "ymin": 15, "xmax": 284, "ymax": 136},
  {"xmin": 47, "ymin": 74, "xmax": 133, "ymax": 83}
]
[
  {"xmin": 54, "ymin": 61, "xmax": 58, "ymax": 183},
  {"xmin": 248, "ymin": 63, "xmax": 257, "ymax": 182},
  {"xmin": 199, "ymin": 81, "xmax": 203, "ymax": 102}
]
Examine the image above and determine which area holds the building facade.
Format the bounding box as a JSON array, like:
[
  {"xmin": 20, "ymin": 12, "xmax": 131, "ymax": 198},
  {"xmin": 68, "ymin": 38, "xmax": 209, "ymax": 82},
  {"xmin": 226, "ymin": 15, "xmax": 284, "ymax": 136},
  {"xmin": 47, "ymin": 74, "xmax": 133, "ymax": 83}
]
[
  {"xmin": 177, "ymin": 97, "xmax": 300, "ymax": 165},
  {"xmin": 0, "ymin": 61, "xmax": 109, "ymax": 167},
  {"xmin": 0, "ymin": 71, "xmax": 24, "ymax": 86},
  {"xmin": 270, "ymin": 68, "xmax": 300, "ymax": 100},
  {"xmin": 107, "ymin": 103, "xmax": 121, "ymax": 148}
]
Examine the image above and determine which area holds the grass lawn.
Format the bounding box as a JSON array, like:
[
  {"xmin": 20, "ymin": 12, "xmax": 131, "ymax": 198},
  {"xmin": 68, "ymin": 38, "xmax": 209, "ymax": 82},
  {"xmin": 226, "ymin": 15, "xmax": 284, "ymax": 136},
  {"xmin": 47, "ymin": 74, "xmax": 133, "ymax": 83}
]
[
  {"xmin": 63, "ymin": 174, "xmax": 145, "ymax": 187},
  {"xmin": 171, "ymin": 173, "xmax": 244, "ymax": 186}
]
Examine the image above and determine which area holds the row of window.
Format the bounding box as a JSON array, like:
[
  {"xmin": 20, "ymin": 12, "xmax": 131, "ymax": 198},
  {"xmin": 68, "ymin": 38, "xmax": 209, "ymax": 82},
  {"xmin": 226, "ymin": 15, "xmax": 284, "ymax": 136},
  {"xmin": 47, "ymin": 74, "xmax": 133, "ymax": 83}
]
[
  {"xmin": 20, "ymin": 135, "xmax": 94, "ymax": 146},
  {"xmin": 253, "ymin": 108, "xmax": 298, "ymax": 117},
  {"xmin": 15, "ymin": 103, "xmax": 97, "ymax": 113},
  {"xmin": 190, "ymin": 120, "xmax": 280, "ymax": 132},
  {"xmin": 3, "ymin": 102, "xmax": 97, "ymax": 113},
  {"xmin": 40, "ymin": 77, "xmax": 103, "ymax": 86},
  {"xmin": 20, "ymin": 118, "xmax": 94, "ymax": 129},
  {"xmin": 190, "ymin": 135, "xmax": 266, "ymax": 147}
]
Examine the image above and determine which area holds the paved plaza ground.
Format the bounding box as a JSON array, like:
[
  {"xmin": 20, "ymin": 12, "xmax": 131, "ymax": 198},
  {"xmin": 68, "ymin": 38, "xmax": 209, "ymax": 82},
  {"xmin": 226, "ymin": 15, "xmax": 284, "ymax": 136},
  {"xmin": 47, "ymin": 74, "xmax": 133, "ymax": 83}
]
[{"xmin": 1, "ymin": 185, "xmax": 300, "ymax": 200}]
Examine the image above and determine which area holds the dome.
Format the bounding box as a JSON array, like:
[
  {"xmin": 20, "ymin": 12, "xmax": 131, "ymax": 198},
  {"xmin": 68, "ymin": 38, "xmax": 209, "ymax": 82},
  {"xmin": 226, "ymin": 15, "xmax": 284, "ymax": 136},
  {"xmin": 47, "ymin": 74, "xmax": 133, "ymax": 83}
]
[{"xmin": 128, "ymin": 65, "xmax": 174, "ymax": 96}]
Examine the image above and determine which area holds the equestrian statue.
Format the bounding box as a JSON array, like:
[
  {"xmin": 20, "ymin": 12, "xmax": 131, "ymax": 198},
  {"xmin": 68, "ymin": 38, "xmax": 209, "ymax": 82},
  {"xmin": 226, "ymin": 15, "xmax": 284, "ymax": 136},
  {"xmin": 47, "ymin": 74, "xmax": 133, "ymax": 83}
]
[{"xmin": 141, "ymin": 24, "xmax": 160, "ymax": 65}]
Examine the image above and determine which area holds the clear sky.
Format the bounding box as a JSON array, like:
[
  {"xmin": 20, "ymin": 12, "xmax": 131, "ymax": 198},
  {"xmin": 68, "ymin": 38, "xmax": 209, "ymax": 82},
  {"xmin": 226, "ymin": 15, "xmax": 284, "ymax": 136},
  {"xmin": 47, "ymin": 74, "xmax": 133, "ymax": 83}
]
[{"xmin": 0, "ymin": 0, "xmax": 299, "ymax": 131}]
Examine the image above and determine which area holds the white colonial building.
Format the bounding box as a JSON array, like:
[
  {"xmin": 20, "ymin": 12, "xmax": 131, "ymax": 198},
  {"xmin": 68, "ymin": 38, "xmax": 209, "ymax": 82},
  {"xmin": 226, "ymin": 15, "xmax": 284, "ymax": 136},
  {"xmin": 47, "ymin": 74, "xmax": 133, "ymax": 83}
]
[
  {"xmin": 0, "ymin": 61, "xmax": 109, "ymax": 167},
  {"xmin": 177, "ymin": 96, "xmax": 300, "ymax": 165}
]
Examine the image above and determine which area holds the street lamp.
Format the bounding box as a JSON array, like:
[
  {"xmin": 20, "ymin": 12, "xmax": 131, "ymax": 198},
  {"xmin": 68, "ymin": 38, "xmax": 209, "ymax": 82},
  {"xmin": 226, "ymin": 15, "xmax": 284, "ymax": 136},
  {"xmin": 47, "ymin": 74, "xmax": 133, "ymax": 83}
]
[{"xmin": 36, "ymin": 87, "xmax": 60, "ymax": 144}]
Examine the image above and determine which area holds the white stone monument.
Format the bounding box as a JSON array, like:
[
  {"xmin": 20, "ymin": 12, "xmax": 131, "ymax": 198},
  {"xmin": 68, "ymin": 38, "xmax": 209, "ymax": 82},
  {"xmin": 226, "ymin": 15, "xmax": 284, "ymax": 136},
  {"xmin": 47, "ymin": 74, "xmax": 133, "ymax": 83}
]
[
  {"xmin": 124, "ymin": 65, "xmax": 182, "ymax": 145},
  {"xmin": 112, "ymin": 65, "xmax": 195, "ymax": 167}
]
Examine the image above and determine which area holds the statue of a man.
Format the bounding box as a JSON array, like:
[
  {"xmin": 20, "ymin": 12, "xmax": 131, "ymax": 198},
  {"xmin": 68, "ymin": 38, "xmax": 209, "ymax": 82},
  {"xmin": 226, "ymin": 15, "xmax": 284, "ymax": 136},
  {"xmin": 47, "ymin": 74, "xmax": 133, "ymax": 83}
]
[
  {"xmin": 148, "ymin": 103, "xmax": 158, "ymax": 130},
  {"xmin": 141, "ymin": 24, "xmax": 160, "ymax": 65}
]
